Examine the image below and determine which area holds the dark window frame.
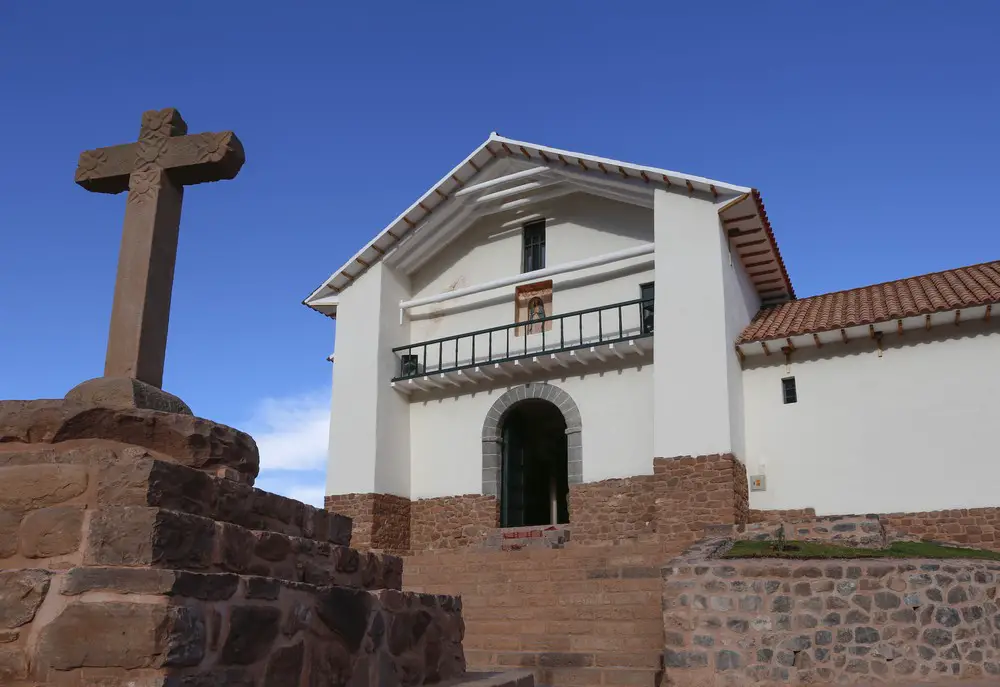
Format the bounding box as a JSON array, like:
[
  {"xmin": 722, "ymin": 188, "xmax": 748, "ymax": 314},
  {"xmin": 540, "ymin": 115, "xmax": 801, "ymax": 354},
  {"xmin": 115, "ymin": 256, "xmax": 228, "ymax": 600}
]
[
  {"xmin": 782, "ymin": 377, "xmax": 797, "ymax": 404},
  {"xmin": 522, "ymin": 220, "xmax": 546, "ymax": 273},
  {"xmin": 640, "ymin": 282, "xmax": 654, "ymax": 334}
]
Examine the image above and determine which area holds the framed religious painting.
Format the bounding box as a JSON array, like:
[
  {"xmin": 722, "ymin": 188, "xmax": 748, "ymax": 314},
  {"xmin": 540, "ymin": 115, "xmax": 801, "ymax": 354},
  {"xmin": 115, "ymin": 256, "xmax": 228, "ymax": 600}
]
[{"xmin": 514, "ymin": 280, "xmax": 553, "ymax": 337}]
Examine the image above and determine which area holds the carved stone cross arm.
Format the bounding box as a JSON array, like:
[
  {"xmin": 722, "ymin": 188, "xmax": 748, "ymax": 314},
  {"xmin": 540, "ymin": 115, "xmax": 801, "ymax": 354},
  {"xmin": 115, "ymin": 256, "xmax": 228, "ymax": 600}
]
[{"xmin": 76, "ymin": 132, "xmax": 244, "ymax": 193}]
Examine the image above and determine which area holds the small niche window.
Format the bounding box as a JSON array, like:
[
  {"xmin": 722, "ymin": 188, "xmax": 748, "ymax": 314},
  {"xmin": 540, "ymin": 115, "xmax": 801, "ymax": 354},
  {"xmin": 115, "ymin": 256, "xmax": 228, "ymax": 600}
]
[
  {"xmin": 782, "ymin": 377, "xmax": 798, "ymax": 404},
  {"xmin": 522, "ymin": 220, "xmax": 546, "ymax": 273}
]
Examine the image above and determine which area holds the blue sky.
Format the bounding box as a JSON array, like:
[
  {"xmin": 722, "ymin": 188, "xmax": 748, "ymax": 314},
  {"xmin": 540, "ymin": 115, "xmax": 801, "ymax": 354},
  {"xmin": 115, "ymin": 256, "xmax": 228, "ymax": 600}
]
[{"xmin": 2, "ymin": 3, "xmax": 997, "ymax": 505}]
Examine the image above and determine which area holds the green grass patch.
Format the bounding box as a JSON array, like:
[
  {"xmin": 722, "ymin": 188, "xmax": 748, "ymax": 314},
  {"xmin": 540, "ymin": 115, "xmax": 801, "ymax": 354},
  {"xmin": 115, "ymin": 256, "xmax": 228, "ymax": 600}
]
[{"xmin": 725, "ymin": 539, "xmax": 1000, "ymax": 561}]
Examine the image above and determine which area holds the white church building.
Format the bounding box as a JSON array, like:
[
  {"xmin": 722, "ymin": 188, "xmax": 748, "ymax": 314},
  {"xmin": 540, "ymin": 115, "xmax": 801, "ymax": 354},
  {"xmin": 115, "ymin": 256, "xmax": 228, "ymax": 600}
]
[{"xmin": 305, "ymin": 134, "xmax": 1000, "ymax": 550}]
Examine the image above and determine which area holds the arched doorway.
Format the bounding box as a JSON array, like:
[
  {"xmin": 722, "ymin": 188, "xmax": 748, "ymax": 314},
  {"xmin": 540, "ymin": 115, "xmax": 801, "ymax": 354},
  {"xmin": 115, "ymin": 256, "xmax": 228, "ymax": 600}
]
[
  {"xmin": 500, "ymin": 399, "xmax": 569, "ymax": 527},
  {"xmin": 481, "ymin": 384, "xmax": 583, "ymax": 528}
]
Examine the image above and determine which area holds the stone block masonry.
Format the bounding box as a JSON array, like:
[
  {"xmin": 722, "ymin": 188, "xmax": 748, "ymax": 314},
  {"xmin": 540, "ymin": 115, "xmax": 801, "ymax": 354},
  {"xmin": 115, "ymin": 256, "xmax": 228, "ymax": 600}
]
[
  {"xmin": 568, "ymin": 454, "xmax": 748, "ymax": 547},
  {"xmin": 326, "ymin": 493, "xmax": 501, "ymax": 554},
  {"xmin": 0, "ymin": 399, "xmax": 470, "ymax": 686},
  {"xmin": 740, "ymin": 514, "xmax": 888, "ymax": 549},
  {"xmin": 887, "ymin": 508, "xmax": 1000, "ymax": 552},
  {"xmin": 748, "ymin": 507, "xmax": 1000, "ymax": 553},
  {"xmin": 326, "ymin": 493, "xmax": 413, "ymax": 552},
  {"xmin": 662, "ymin": 551, "xmax": 1000, "ymax": 685},
  {"xmin": 328, "ymin": 455, "xmax": 749, "ymax": 554},
  {"xmin": 410, "ymin": 495, "xmax": 500, "ymax": 552}
]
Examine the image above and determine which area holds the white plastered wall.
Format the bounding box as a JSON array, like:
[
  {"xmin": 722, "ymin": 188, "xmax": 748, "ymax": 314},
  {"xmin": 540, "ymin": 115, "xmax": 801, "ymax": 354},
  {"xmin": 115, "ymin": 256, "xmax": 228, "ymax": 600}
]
[
  {"xmin": 743, "ymin": 328, "xmax": 1000, "ymax": 514},
  {"xmin": 722, "ymin": 238, "xmax": 762, "ymax": 460},
  {"xmin": 653, "ymin": 188, "xmax": 757, "ymax": 461},
  {"xmin": 406, "ymin": 192, "xmax": 655, "ymax": 347},
  {"xmin": 326, "ymin": 262, "xmax": 413, "ymax": 497},
  {"xmin": 403, "ymin": 192, "xmax": 656, "ymax": 497},
  {"xmin": 409, "ymin": 366, "xmax": 654, "ymax": 499}
]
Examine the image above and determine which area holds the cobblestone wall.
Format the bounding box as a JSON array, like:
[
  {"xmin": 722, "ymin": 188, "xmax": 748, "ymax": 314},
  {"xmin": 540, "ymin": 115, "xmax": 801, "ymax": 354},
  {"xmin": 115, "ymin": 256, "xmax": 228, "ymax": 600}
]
[{"xmin": 662, "ymin": 554, "xmax": 1000, "ymax": 685}]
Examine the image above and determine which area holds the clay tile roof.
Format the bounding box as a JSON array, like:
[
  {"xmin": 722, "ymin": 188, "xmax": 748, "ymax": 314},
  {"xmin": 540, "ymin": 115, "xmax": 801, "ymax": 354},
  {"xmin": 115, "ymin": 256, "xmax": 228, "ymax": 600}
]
[{"xmin": 738, "ymin": 260, "xmax": 1000, "ymax": 344}]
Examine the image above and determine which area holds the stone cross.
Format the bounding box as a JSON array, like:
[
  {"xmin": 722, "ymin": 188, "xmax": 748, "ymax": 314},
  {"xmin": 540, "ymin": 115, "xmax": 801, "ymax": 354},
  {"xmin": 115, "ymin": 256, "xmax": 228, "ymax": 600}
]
[{"xmin": 76, "ymin": 108, "xmax": 245, "ymax": 388}]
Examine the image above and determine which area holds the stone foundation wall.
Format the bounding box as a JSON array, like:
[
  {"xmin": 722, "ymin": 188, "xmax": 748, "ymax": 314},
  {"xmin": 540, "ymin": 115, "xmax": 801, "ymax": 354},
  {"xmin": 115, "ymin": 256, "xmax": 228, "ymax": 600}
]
[
  {"xmin": 333, "ymin": 455, "xmax": 752, "ymax": 553},
  {"xmin": 410, "ymin": 495, "xmax": 499, "ymax": 552},
  {"xmin": 662, "ymin": 554, "xmax": 1000, "ymax": 685},
  {"xmin": 747, "ymin": 506, "xmax": 1000, "ymax": 553},
  {"xmin": 886, "ymin": 508, "xmax": 1000, "ymax": 552},
  {"xmin": 568, "ymin": 454, "xmax": 749, "ymax": 547},
  {"xmin": 749, "ymin": 509, "xmax": 817, "ymax": 524},
  {"xmin": 325, "ymin": 493, "xmax": 412, "ymax": 553},
  {"xmin": 326, "ymin": 494, "xmax": 500, "ymax": 553}
]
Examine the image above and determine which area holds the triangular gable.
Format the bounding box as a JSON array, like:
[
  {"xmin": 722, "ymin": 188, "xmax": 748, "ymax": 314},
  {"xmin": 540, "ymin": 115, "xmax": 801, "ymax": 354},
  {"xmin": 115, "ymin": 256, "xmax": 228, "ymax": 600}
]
[{"xmin": 304, "ymin": 134, "xmax": 794, "ymax": 317}]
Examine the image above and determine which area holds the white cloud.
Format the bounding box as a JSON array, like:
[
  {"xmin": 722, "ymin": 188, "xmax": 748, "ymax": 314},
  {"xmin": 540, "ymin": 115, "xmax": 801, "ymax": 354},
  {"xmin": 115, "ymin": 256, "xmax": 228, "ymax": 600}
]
[
  {"xmin": 246, "ymin": 390, "xmax": 330, "ymax": 472},
  {"xmin": 254, "ymin": 470, "xmax": 327, "ymax": 508},
  {"xmin": 285, "ymin": 484, "xmax": 326, "ymax": 508}
]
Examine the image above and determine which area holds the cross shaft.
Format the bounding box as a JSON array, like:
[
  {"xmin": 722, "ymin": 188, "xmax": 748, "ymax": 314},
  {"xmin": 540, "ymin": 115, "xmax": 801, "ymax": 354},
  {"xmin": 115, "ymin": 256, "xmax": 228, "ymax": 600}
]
[{"xmin": 76, "ymin": 108, "xmax": 245, "ymax": 388}]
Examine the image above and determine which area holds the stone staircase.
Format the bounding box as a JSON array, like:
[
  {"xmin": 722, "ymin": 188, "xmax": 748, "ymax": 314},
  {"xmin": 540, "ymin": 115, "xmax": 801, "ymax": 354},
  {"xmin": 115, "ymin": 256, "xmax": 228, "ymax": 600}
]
[{"xmin": 405, "ymin": 536, "xmax": 683, "ymax": 687}]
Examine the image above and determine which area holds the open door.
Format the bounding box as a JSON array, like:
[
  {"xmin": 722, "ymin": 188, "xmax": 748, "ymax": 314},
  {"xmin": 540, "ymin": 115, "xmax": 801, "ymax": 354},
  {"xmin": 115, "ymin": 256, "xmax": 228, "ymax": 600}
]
[{"xmin": 501, "ymin": 419, "xmax": 526, "ymax": 527}]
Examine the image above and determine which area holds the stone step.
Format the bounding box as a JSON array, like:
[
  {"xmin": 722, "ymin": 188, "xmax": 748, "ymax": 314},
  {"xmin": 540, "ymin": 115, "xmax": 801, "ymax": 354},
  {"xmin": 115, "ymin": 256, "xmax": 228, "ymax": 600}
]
[
  {"xmin": 0, "ymin": 441, "xmax": 352, "ymax": 545},
  {"xmin": 442, "ymin": 670, "xmax": 534, "ymax": 687},
  {"xmin": 405, "ymin": 545, "xmax": 670, "ymax": 682},
  {"xmin": 86, "ymin": 506, "xmax": 402, "ymax": 590},
  {"xmin": 480, "ymin": 525, "xmax": 572, "ymax": 551},
  {"xmin": 463, "ymin": 656, "xmax": 661, "ymax": 687}
]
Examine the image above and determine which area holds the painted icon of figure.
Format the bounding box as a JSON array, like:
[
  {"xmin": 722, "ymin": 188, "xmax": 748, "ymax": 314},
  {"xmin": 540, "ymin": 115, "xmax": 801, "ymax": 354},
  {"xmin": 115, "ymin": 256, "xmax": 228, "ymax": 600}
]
[{"xmin": 526, "ymin": 296, "xmax": 546, "ymax": 334}]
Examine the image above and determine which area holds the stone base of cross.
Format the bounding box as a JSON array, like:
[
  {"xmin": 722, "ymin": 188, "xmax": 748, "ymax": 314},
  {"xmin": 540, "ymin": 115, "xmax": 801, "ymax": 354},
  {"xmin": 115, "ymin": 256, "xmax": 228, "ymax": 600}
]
[{"xmin": 65, "ymin": 376, "xmax": 192, "ymax": 414}]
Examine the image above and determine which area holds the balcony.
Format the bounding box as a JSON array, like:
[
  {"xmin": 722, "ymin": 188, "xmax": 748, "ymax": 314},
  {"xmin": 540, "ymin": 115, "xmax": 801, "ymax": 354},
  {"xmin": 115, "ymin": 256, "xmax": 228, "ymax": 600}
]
[{"xmin": 390, "ymin": 296, "xmax": 653, "ymax": 393}]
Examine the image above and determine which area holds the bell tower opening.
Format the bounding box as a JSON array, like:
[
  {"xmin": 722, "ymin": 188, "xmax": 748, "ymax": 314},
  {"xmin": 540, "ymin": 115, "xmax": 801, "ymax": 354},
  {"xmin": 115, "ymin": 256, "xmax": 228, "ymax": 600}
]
[{"xmin": 500, "ymin": 398, "xmax": 569, "ymax": 527}]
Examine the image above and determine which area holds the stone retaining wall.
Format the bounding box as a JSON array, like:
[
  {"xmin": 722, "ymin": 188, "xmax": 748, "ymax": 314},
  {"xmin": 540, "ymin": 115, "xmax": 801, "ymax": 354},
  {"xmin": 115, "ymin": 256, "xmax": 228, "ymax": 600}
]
[
  {"xmin": 662, "ymin": 552, "xmax": 1000, "ymax": 685},
  {"xmin": 746, "ymin": 507, "xmax": 1000, "ymax": 554},
  {"xmin": 739, "ymin": 515, "xmax": 888, "ymax": 549},
  {"xmin": 887, "ymin": 508, "xmax": 1000, "ymax": 553},
  {"xmin": 749, "ymin": 509, "xmax": 817, "ymax": 524}
]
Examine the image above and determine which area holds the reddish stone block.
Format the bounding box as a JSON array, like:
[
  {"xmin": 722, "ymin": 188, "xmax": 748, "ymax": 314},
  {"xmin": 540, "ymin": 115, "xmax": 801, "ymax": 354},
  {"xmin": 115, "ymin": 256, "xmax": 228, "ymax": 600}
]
[
  {"xmin": 19, "ymin": 505, "xmax": 85, "ymax": 558},
  {"xmin": 0, "ymin": 646, "xmax": 27, "ymax": 682},
  {"xmin": 34, "ymin": 601, "xmax": 202, "ymax": 670},
  {"xmin": 0, "ymin": 512, "xmax": 19, "ymax": 559},
  {"xmin": 221, "ymin": 605, "xmax": 281, "ymax": 665},
  {"xmin": 0, "ymin": 464, "xmax": 88, "ymax": 511},
  {"xmin": 0, "ymin": 569, "xmax": 51, "ymax": 629},
  {"xmin": 86, "ymin": 507, "xmax": 215, "ymax": 569}
]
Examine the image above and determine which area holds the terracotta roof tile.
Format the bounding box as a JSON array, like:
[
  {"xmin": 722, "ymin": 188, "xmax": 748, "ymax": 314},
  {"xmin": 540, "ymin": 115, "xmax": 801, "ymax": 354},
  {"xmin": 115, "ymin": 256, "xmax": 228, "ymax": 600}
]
[{"xmin": 737, "ymin": 260, "xmax": 1000, "ymax": 344}]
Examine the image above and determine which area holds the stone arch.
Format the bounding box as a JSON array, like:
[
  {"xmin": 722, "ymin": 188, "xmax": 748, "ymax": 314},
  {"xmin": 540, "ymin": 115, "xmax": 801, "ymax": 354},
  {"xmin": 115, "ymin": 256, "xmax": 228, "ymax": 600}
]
[{"xmin": 481, "ymin": 383, "xmax": 582, "ymax": 498}]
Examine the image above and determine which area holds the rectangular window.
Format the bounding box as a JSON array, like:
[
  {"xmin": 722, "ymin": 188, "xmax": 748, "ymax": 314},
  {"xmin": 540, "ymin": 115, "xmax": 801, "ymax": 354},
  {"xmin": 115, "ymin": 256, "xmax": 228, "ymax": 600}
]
[
  {"xmin": 640, "ymin": 282, "xmax": 654, "ymax": 334},
  {"xmin": 782, "ymin": 377, "xmax": 797, "ymax": 404},
  {"xmin": 522, "ymin": 220, "xmax": 546, "ymax": 273}
]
